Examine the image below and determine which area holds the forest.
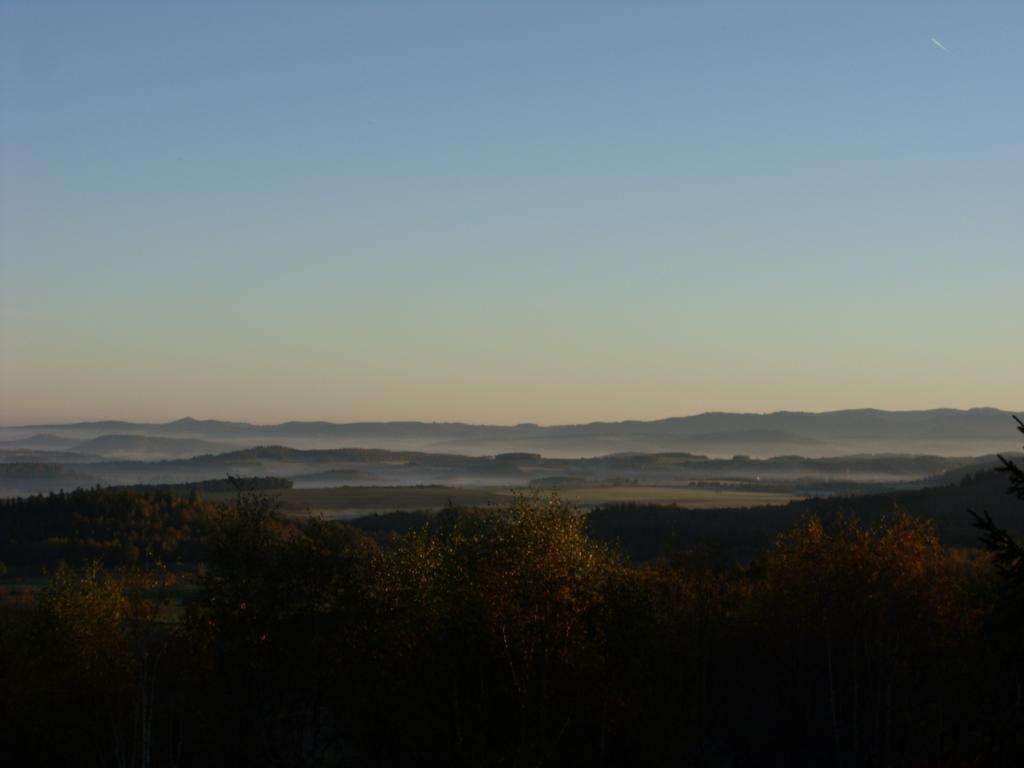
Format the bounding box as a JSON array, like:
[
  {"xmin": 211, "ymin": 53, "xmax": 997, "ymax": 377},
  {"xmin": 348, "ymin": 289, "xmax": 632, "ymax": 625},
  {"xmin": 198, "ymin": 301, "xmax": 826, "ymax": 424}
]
[{"xmin": 1, "ymin": 440, "xmax": 1023, "ymax": 767}]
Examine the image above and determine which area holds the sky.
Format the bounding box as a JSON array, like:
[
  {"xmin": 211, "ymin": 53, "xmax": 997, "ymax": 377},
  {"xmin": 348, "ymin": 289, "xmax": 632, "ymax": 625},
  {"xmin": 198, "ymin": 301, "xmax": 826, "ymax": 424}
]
[{"xmin": 1, "ymin": 1, "xmax": 1022, "ymax": 426}]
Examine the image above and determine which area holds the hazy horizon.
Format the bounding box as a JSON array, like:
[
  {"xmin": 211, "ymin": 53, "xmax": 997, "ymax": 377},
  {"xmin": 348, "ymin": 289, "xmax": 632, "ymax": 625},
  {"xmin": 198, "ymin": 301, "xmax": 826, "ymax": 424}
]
[
  {"xmin": 1, "ymin": 403, "xmax": 1022, "ymax": 431},
  {"xmin": 3, "ymin": 2, "xmax": 1022, "ymax": 425}
]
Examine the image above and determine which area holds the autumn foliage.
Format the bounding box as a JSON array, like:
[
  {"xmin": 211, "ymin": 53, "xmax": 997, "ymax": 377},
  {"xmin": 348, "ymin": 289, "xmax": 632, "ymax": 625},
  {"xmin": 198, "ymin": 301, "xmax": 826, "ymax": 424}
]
[{"xmin": 1, "ymin": 485, "xmax": 1022, "ymax": 766}]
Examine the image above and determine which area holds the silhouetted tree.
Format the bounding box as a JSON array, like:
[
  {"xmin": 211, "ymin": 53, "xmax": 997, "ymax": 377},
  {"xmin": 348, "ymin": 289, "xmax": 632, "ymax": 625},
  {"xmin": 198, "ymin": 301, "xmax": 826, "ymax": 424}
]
[{"xmin": 971, "ymin": 416, "xmax": 1024, "ymax": 588}]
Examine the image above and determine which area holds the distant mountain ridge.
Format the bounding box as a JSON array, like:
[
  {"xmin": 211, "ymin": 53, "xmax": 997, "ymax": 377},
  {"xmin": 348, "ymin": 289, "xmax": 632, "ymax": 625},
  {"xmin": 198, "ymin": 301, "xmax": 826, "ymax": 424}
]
[
  {"xmin": 5, "ymin": 408, "xmax": 1020, "ymax": 460},
  {"xmin": 14, "ymin": 407, "xmax": 1014, "ymax": 432},
  {"xmin": 15, "ymin": 407, "xmax": 1017, "ymax": 440}
]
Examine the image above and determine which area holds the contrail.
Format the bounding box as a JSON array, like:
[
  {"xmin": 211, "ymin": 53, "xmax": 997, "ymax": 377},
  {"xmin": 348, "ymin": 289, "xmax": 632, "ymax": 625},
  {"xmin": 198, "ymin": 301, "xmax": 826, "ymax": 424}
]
[{"xmin": 931, "ymin": 37, "xmax": 951, "ymax": 53}]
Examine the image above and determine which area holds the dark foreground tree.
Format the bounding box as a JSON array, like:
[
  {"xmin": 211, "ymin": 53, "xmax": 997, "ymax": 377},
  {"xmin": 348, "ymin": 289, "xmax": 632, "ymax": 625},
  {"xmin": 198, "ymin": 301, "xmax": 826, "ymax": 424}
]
[
  {"xmin": 967, "ymin": 416, "xmax": 1024, "ymax": 757},
  {"xmin": 186, "ymin": 486, "xmax": 380, "ymax": 768},
  {"xmin": 8, "ymin": 476, "xmax": 1024, "ymax": 765},
  {"xmin": 971, "ymin": 416, "xmax": 1024, "ymax": 589}
]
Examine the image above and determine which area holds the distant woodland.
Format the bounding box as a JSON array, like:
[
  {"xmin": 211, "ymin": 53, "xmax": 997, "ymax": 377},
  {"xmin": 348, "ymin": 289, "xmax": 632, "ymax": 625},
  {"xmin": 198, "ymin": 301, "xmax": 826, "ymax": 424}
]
[{"xmin": 2, "ymin": 445, "xmax": 1024, "ymax": 766}]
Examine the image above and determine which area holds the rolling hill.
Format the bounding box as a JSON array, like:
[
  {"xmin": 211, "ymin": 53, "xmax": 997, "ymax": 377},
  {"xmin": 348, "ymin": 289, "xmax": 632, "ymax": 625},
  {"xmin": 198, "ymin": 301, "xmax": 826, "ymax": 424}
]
[{"xmin": 5, "ymin": 408, "xmax": 1020, "ymax": 458}]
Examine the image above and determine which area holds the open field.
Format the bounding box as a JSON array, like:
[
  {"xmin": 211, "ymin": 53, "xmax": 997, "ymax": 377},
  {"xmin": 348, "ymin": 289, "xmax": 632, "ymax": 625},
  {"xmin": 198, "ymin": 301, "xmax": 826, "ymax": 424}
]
[
  {"xmin": 205, "ymin": 484, "xmax": 801, "ymax": 519},
  {"xmin": 206, "ymin": 486, "xmax": 508, "ymax": 518},
  {"xmin": 515, "ymin": 486, "xmax": 802, "ymax": 508}
]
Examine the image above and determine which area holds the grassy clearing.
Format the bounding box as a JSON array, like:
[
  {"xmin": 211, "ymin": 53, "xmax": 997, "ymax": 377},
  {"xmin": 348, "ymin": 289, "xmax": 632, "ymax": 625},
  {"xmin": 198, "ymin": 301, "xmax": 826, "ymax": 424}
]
[
  {"xmin": 500, "ymin": 485, "xmax": 801, "ymax": 508},
  {"xmin": 206, "ymin": 486, "xmax": 509, "ymax": 518},
  {"xmin": 206, "ymin": 484, "xmax": 799, "ymax": 518}
]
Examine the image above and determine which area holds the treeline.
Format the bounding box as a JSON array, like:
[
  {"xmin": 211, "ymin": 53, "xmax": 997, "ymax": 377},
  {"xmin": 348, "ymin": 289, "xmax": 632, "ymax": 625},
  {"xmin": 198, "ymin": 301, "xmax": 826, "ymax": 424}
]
[
  {"xmin": 0, "ymin": 479, "xmax": 297, "ymax": 569},
  {"xmin": 1, "ymin": 490, "xmax": 1022, "ymax": 766},
  {"xmin": 124, "ymin": 476, "xmax": 294, "ymax": 494},
  {"xmin": 590, "ymin": 468, "xmax": 1023, "ymax": 563},
  {"xmin": 0, "ymin": 486, "xmax": 223, "ymax": 568}
]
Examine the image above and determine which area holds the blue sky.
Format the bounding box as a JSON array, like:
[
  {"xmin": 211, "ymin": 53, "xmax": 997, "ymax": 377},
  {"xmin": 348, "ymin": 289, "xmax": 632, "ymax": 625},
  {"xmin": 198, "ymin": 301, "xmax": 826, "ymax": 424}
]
[{"xmin": 1, "ymin": 1, "xmax": 1021, "ymax": 425}]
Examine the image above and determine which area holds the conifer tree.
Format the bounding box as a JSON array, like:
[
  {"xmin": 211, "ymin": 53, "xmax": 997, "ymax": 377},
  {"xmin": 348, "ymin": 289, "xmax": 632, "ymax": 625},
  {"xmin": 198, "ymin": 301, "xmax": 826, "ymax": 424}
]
[{"xmin": 970, "ymin": 416, "xmax": 1024, "ymax": 587}]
